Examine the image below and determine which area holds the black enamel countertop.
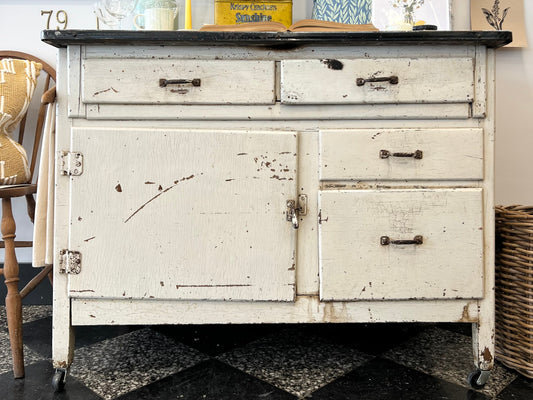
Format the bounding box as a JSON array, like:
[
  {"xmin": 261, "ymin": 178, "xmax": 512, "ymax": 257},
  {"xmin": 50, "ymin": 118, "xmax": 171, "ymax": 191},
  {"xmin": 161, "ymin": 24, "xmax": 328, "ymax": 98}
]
[{"xmin": 41, "ymin": 30, "xmax": 512, "ymax": 49}]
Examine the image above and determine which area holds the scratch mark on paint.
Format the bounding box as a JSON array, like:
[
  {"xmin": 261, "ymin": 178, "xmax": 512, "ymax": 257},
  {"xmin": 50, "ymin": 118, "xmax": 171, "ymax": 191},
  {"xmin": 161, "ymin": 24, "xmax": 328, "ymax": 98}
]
[
  {"xmin": 84, "ymin": 236, "xmax": 96, "ymax": 242},
  {"xmin": 318, "ymin": 210, "xmax": 329, "ymax": 224},
  {"xmin": 124, "ymin": 175, "xmax": 196, "ymax": 223},
  {"xmin": 70, "ymin": 289, "xmax": 95, "ymax": 293},
  {"xmin": 93, "ymin": 87, "xmax": 118, "ymax": 96},
  {"xmin": 145, "ymin": 181, "xmax": 155, "ymax": 185},
  {"xmin": 176, "ymin": 284, "xmax": 252, "ymax": 289}
]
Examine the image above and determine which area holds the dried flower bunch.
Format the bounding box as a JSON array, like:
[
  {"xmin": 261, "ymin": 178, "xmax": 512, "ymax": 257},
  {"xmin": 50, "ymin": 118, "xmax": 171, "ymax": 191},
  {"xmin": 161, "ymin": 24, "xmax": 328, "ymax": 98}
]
[
  {"xmin": 390, "ymin": 0, "xmax": 425, "ymax": 15},
  {"xmin": 482, "ymin": 0, "xmax": 510, "ymax": 31}
]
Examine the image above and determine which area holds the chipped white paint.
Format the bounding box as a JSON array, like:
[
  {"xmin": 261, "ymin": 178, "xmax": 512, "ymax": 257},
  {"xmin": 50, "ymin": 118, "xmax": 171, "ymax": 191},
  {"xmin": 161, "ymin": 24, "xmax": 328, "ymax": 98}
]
[
  {"xmin": 67, "ymin": 128, "xmax": 298, "ymax": 301},
  {"xmin": 280, "ymin": 57, "xmax": 475, "ymax": 105},
  {"xmin": 53, "ymin": 42, "xmax": 496, "ymax": 375},
  {"xmin": 82, "ymin": 59, "xmax": 276, "ymax": 105},
  {"xmin": 318, "ymin": 188, "xmax": 484, "ymax": 301},
  {"xmin": 319, "ymin": 128, "xmax": 484, "ymax": 181}
]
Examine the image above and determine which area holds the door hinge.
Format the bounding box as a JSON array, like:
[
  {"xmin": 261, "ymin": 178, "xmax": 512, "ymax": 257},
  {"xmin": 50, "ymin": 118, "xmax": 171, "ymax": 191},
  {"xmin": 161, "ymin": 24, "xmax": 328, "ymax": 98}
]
[
  {"xmin": 59, "ymin": 250, "xmax": 81, "ymax": 274},
  {"xmin": 286, "ymin": 194, "xmax": 308, "ymax": 229},
  {"xmin": 59, "ymin": 151, "xmax": 83, "ymax": 176}
]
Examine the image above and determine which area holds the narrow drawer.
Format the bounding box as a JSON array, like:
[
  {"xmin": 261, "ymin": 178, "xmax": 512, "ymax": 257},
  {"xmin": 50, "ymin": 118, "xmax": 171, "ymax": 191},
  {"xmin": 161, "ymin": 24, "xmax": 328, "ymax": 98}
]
[
  {"xmin": 81, "ymin": 59, "xmax": 276, "ymax": 105},
  {"xmin": 319, "ymin": 188, "xmax": 484, "ymax": 301},
  {"xmin": 320, "ymin": 128, "xmax": 483, "ymax": 181},
  {"xmin": 281, "ymin": 57, "xmax": 474, "ymax": 104}
]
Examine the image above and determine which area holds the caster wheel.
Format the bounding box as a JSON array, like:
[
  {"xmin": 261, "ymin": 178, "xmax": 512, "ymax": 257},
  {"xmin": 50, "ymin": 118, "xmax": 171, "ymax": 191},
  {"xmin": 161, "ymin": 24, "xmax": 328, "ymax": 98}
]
[
  {"xmin": 52, "ymin": 368, "xmax": 67, "ymax": 392},
  {"xmin": 468, "ymin": 369, "xmax": 490, "ymax": 389}
]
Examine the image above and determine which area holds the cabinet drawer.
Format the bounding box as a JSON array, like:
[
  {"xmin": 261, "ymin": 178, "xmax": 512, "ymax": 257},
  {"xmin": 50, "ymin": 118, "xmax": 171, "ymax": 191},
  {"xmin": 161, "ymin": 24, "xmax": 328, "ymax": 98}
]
[
  {"xmin": 81, "ymin": 59, "xmax": 276, "ymax": 105},
  {"xmin": 280, "ymin": 58, "xmax": 474, "ymax": 104},
  {"xmin": 320, "ymin": 128, "xmax": 483, "ymax": 181},
  {"xmin": 319, "ymin": 189, "xmax": 484, "ymax": 301}
]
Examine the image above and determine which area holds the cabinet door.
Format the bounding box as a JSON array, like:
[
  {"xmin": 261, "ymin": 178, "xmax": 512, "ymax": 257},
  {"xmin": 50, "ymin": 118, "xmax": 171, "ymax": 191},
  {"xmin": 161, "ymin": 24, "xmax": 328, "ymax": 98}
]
[
  {"xmin": 67, "ymin": 128, "xmax": 298, "ymax": 302},
  {"xmin": 319, "ymin": 189, "xmax": 484, "ymax": 301}
]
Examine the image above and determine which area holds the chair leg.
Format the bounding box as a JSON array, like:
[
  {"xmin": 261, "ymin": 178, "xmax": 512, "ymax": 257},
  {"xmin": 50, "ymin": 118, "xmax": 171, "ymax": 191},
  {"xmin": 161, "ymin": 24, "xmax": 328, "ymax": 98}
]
[{"xmin": 2, "ymin": 198, "xmax": 25, "ymax": 378}]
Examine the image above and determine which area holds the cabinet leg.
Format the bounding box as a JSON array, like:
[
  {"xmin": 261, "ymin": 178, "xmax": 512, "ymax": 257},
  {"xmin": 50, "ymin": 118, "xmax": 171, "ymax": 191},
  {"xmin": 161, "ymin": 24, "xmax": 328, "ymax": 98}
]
[
  {"xmin": 2, "ymin": 199, "xmax": 25, "ymax": 378},
  {"xmin": 470, "ymin": 298, "xmax": 495, "ymax": 389},
  {"xmin": 52, "ymin": 248, "xmax": 75, "ymax": 377}
]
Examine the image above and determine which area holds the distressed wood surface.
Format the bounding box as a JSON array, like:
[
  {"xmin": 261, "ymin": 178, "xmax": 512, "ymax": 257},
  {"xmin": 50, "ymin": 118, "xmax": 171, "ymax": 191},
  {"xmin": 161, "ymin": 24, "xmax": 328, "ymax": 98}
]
[
  {"xmin": 71, "ymin": 296, "xmax": 480, "ymax": 326},
  {"xmin": 281, "ymin": 58, "xmax": 474, "ymax": 104},
  {"xmin": 318, "ymin": 189, "xmax": 484, "ymax": 301},
  {"xmin": 319, "ymin": 128, "xmax": 484, "ymax": 181},
  {"xmin": 67, "ymin": 128, "xmax": 298, "ymax": 302},
  {"xmin": 51, "ymin": 40, "xmax": 498, "ymax": 377},
  {"xmin": 82, "ymin": 59, "xmax": 276, "ymax": 105}
]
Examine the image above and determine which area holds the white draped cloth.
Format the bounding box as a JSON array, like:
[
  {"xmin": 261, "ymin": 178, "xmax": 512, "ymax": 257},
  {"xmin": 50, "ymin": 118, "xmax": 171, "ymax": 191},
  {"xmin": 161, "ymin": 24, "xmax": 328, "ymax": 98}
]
[{"xmin": 32, "ymin": 101, "xmax": 55, "ymax": 268}]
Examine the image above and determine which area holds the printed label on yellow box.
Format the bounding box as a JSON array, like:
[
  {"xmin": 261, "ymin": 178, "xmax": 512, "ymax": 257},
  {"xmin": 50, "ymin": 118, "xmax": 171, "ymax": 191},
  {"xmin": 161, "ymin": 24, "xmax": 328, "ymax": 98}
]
[{"xmin": 215, "ymin": 1, "xmax": 292, "ymax": 27}]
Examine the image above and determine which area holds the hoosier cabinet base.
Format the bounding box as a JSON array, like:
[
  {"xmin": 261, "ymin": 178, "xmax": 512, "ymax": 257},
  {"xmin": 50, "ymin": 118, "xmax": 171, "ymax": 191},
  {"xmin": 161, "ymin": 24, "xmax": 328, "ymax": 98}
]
[
  {"xmin": 42, "ymin": 29, "xmax": 512, "ymax": 392},
  {"xmin": 50, "ymin": 296, "xmax": 496, "ymax": 391}
]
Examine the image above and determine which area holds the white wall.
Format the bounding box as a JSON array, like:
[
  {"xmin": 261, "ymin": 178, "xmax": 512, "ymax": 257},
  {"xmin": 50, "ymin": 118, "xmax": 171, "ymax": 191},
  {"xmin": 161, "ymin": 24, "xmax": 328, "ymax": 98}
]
[{"xmin": 0, "ymin": 0, "xmax": 531, "ymax": 262}]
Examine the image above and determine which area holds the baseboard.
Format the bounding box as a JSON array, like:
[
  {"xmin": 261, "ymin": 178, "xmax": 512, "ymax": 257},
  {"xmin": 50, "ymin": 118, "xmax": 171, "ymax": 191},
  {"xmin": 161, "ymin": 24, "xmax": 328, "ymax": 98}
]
[{"xmin": 0, "ymin": 263, "xmax": 52, "ymax": 305}]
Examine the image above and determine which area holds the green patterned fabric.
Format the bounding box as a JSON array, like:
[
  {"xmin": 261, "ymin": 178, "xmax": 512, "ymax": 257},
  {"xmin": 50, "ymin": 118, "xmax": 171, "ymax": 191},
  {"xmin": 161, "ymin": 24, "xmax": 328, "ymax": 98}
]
[{"xmin": 312, "ymin": 0, "xmax": 372, "ymax": 24}]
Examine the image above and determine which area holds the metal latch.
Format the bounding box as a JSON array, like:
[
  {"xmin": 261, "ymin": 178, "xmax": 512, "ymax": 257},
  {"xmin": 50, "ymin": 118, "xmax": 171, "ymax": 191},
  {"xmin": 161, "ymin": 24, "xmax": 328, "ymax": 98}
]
[
  {"xmin": 59, "ymin": 250, "xmax": 81, "ymax": 274},
  {"xmin": 286, "ymin": 194, "xmax": 308, "ymax": 229},
  {"xmin": 59, "ymin": 151, "xmax": 83, "ymax": 176}
]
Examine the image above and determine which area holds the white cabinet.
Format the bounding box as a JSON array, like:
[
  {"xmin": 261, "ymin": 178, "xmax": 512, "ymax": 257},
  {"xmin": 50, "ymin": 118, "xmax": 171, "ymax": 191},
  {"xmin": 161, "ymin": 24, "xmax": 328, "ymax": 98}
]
[{"xmin": 42, "ymin": 30, "xmax": 511, "ymax": 390}]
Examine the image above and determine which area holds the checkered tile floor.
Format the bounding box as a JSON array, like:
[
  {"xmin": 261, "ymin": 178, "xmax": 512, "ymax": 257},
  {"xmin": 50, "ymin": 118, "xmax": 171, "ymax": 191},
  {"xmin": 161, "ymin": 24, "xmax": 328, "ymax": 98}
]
[{"xmin": 1, "ymin": 306, "xmax": 532, "ymax": 399}]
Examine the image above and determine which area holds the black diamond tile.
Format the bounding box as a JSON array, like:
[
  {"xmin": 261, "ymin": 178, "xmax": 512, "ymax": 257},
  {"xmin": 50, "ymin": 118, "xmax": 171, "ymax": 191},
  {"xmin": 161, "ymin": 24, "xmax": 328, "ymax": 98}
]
[
  {"xmin": 22, "ymin": 317, "xmax": 142, "ymax": 358},
  {"xmin": 154, "ymin": 323, "xmax": 278, "ymax": 356},
  {"xmin": 21, "ymin": 317, "xmax": 52, "ymax": 358},
  {"xmin": 115, "ymin": 359, "xmax": 297, "ymax": 400},
  {"xmin": 496, "ymin": 374, "xmax": 533, "ymax": 399},
  {"xmin": 73, "ymin": 324, "xmax": 141, "ymax": 349},
  {"xmin": 303, "ymin": 322, "xmax": 430, "ymax": 355},
  {"xmin": 438, "ymin": 322, "xmax": 473, "ymax": 337},
  {"xmin": 0, "ymin": 360, "xmax": 102, "ymax": 400},
  {"xmin": 309, "ymin": 357, "xmax": 491, "ymax": 400}
]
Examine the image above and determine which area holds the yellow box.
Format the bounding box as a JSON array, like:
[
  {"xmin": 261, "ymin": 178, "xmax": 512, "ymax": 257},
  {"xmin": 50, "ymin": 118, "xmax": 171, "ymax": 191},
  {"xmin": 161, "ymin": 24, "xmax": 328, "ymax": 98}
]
[{"xmin": 215, "ymin": 1, "xmax": 292, "ymax": 28}]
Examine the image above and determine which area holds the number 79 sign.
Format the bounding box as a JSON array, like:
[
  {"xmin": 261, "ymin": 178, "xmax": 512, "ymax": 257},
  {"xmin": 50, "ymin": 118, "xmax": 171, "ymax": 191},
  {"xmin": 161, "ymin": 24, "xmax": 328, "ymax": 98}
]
[{"xmin": 41, "ymin": 9, "xmax": 68, "ymax": 30}]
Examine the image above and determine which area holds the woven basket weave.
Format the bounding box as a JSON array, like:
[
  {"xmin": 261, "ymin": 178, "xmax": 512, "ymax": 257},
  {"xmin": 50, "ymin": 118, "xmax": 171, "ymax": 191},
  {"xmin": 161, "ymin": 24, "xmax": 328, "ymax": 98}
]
[{"xmin": 495, "ymin": 205, "xmax": 533, "ymax": 378}]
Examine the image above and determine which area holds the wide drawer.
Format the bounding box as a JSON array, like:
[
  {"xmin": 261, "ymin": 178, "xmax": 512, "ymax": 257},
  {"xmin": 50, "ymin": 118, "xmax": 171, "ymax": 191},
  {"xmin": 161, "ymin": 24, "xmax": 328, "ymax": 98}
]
[
  {"xmin": 81, "ymin": 59, "xmax": 276, "ymax": 105},
  {"xmin": 320, "ymin": 128, "xmax": 483, "ymax": 181},
  {"xmin": 280, "ymin": 57, "xmax": 474, "ymax": 104},
  {"xmin": 319, "ymin": 188, "xmax": 484, "ymax": 301}
]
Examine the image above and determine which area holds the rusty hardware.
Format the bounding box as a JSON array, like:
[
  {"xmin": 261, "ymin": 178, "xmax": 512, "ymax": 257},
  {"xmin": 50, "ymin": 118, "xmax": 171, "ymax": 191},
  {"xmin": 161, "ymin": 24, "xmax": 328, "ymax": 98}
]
[
  {"xmin": 380, "ymin": 235, "xmax": 424, "ymax": 246},
  {"xmin": 356, "ymin": 76, "xmax": 399, "ymax": 86},
  {"xmin": 59, "ymin": 249, "xmax": 82, "ymax": 274},
  {"xmin": 59, "ymin": 151, "xmax": 83, "ymax": 176},
  {"xmin": 380, "ymin": 149, "xmax": 423, "ymax": 159},
  {"xmin": 286, "ymin": 196, "xmax": 308, "ymax": 230},
  {"xmin": 159, "ymin": 78, "xmax": 201, "ymax": 87}
]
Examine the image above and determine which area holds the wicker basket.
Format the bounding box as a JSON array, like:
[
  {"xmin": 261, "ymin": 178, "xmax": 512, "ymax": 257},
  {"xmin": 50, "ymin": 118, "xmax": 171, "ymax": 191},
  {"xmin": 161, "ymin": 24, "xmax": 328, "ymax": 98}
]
[{"xmin": 495, "ymin": 205, "xmax": 533, "ymax": 378}]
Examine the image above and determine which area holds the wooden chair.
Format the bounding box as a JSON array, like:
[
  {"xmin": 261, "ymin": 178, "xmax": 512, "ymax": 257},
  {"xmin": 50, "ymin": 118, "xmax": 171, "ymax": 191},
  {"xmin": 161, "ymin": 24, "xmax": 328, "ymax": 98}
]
[{"xmin": 0, "ymin": 51, "xmax": 56, "ymax": 378}]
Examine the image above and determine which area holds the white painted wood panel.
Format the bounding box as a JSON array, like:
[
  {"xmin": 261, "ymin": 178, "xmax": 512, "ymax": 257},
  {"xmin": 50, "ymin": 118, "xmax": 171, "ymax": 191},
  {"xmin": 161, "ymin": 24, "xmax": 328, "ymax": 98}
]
[
  {"xmin": 281, "ymin": 58, "xmax": 474, "ymax": 104},
  {"xmin": 319, "ymin": 189, "xmax": 484, "ymax": 301},
  {"xmin": 319, "ymin": 128, "xmax": 484, "ymax": 181},
  {"xmin": 71, "ymin": 297, "xmax": 480, "ymax": 326},
  {"xmin": 67, "ymin": 128, "xmax": 298, "ymax": 301},
  {"xmin": 81, "ymin": 59, "xmax": 276, "ymax": 105}
]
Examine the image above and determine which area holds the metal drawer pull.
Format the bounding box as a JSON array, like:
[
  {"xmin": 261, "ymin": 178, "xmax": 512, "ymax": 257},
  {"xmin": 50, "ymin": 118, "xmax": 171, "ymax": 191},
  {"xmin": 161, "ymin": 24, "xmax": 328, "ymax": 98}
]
[
  {"xmin": 159, "ymin": 78, "xmax": 201, "ymax": 87},
  {"xmin": 380, "ymin": 149, "xmax": 423, "ymax": 159},
  {"xmin": 356, "ymin": 76, "xmax": 399, "ymax": 86},
  {"xmin": 381, "ymin": 235, "xmax": 424, "ymax": 246}
]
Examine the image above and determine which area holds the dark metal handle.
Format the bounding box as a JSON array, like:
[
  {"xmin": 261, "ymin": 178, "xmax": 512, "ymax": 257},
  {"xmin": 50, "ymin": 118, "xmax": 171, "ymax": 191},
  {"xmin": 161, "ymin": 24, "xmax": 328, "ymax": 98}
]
[
  {"xmin": 356, "ymin": 76, "xmax": 399, "ymax": 86},
  {"xmin": 159, "ymin": 78, "xmax": 201, "ymax": 87},
  {"xmin": 380, "ymin": 150, "xmax": 423, "ymax": 159},
  {"xmin": 381, "ymin": 235, "xmax": 424, "ymax": 246}
]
